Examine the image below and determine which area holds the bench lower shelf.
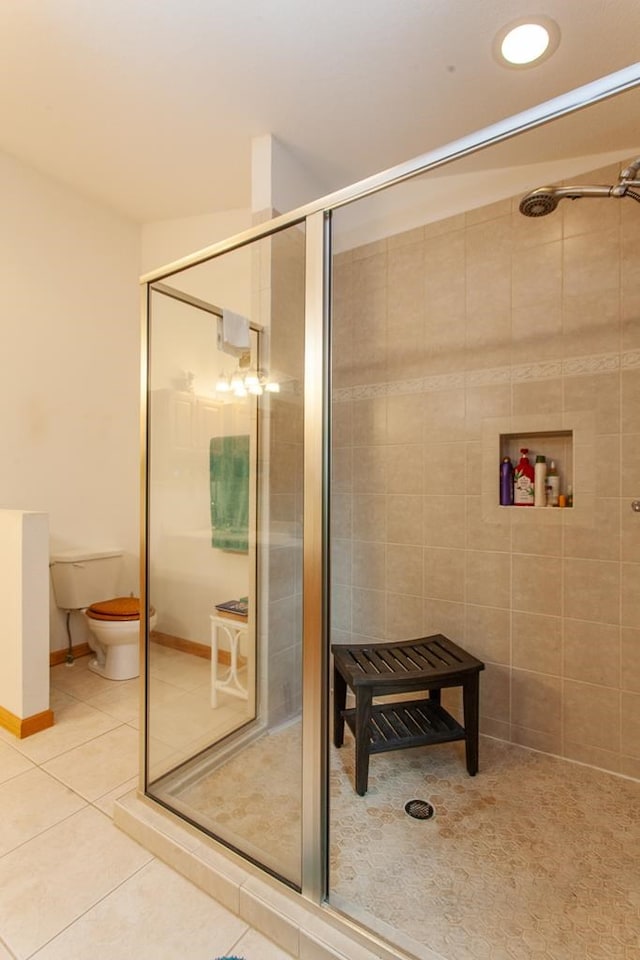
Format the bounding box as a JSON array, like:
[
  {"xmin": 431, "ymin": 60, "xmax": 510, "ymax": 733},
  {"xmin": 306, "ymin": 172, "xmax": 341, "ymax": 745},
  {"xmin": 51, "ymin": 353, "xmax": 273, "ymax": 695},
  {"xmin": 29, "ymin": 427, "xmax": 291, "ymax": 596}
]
[{"xmin": 342, "ymin": 697, "xmax": 466, "ymax": 755}]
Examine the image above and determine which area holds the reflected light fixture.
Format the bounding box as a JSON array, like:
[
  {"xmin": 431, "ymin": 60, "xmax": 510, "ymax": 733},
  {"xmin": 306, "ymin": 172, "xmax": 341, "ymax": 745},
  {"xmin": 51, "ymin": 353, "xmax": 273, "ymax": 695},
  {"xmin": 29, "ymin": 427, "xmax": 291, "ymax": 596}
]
[
  {"xmin": 493, "ymin": 16, "xmax": 560, "ymax": 68},
  {"xmin": 214, "ymin": 366, "xmax": 280, "ymax": 398}
]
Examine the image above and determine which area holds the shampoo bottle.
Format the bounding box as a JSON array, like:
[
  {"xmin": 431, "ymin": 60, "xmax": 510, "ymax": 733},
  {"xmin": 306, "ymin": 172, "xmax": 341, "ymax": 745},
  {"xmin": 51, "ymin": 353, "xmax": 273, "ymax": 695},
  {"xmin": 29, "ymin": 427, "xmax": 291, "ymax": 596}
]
[
  {"xmin": 514, "ymin": 448, "xmax": 535, "ymax": 506},
  {"xmin": 547, "ymin": 460, "xmax": 560, "ymax": 506},
  {"xmin": 534, "ymin": 455, "xmax": 547, "ymax": 507},
  {"xmin": 500, "ymin": 457, "xmax": 514, "ymax": 505}
]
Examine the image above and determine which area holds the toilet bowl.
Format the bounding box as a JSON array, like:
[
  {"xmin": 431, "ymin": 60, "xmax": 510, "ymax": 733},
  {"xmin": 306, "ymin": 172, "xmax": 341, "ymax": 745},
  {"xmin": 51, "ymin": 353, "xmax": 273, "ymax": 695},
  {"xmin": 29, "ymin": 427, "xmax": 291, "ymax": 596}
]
[{"xmin": 85, "ymin": 596, "xmax": 157, "ymax": 680}]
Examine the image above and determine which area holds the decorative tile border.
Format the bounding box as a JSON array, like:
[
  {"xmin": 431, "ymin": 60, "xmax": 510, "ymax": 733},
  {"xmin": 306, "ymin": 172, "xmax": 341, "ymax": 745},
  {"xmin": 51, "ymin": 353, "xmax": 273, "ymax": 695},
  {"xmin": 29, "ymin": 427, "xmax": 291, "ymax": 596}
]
[{"xmin": 333, "ymin": 350, "xmax": 640, "ymax": 402}]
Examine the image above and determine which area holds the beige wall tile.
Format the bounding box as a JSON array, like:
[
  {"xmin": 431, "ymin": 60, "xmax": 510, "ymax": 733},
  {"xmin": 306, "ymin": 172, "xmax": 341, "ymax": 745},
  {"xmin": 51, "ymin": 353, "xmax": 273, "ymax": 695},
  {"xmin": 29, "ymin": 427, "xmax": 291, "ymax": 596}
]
[
  {"xmin": 512, "ymin": 240, "xmax": 562, "ymax": 311},
  {"xmin": 351, "ymin": 588, "xmax": 386, "ymax": 640},
  {"xmin": 386, "ymin": 394, "xmax": 426, "ymax": 446},
  {"xmin": 621, "ymin": 692, "xmax": 640, "ymax": 758},
  {"xmin": 480, "ymin": 716, "xmax": 510, "ymax": 740},
  {"xmin": 386, "ymin": 593, "xmax": 424, "ymax": 641},
  {"xmin": 563, "ymin": 558, "xmax": 619, "ymax": 624},
  {"xmin": 563, "ymin": 619, "xmax": 620, "ymax": 687},
  {"xmin": 466, "ymin": 550, "xmax": 510, "ymax": 608},
  {"xmin": 512, "ymin": 378, "xmax": 563, "ymax": 417},
  {"xmin": 387, "ymin": 495, "xmax": 423, "ymax": 545},
  {"xmin": 621, "ymin": 627, "xmax": 640, "ymax": 693},
  {"xmin": 331, "ymin": 400, "xmax": 352, "ymax": 447},
  {"xmin": 511, "ymin": 517, "xmax": 561, "ymax": 557},
  {"xmin": 464, "ymin": 605, "xmax": 510, "ymax": 664},
  {"xmin": 512, "ymin": 611, "xmax": 561, "ymax": 675},
  {"xmin": 386, "ymin": 543, "xmax": 423, "ymax": 597},
  {"xmin": 423, "ymin": 495, "xmax": 466, "ymax": 548},
  {"xmin": 562, "ymin": 290, "xmax": 621, "ymax": 358},
  {"xmin": 511, "ymin": 300, "xmax": 563, "ymax": 364},
  {"xmin": 331, "ymin": 494, "xmax": 352, "ymax": 539},
  {"xmin": 331, "ymin": 446, "xmax": 352, "ymax": 494},
  {"xmin": 423, "ymin": 547, "xmax": 465, "ymax": 602},
  {"xmin": 423, "ymin": 212, "xmax": 465, "ymax": 240},
  {"xmin": 563, "ymin": 498, "xmax": 620, "ymax": 562},
  {"xmin": 466, "ymin": 199, "xmax": 512, "ymax": 226},
  {"xmin": 352, "ymin": 445, "xmax": 386, "ymax": 494},
  {"xmin": 424, "ymin": 442, "xmax": 467, "ymax": 494},
  {"xmin": 466, "ymin": 496, "xmax": 511, "ymax": 552},
  {"xmin": 592, "ymin": 435, "xmax": 620, "ymax": 499},
  {"xmin": 622, "ymin": 293, "xmax": 640, "ymax": 351},
  {"xmin": 621, "ymin": 368, "xmax": 640, "ymax": 434},
  {"xmin": 423, "ymin": 388, "xmax": 466, "ymax": 443},
  {"xmin": 423, "ymin": 598, "xmax": 465, "ymax": 643},
  {"xmin": 563, "ymin": 679, "xmax": 620, "ymax": 751},
  {"xmin": 480, "ymin": 663, "xmax": 510, "ymax": 723},
  {"xmin": 620, "ymin": 754, "xmax": 640, "ymax": 779},
  {"xmin": 511, "ymin": 669, "xmax": 561, "ymax": 735},
  {"xmin": 620, "ymin": 438, "xmax": 640, "ymax": 497},
  {"xmin": 512, "ymin": 554, "xmax": 561, "ymax": 616},
  {"xmin": 621, "ymin": 503, "xmax": 640, "ymax": 562},
  {"xmin": 352, "ymin": 541, "xmax": 386, "ymax": 591},
  {"xmin": 511, "ymin": 204, "xmax": 562, "ymax": 248},
  {"xmin": 562, "ymin": 184, "xmax": 621, "ymax": 238},
  {"xmin": 385, "ymin": 444, "xmax": 423, "ymax": 494},
  {"xmin": 334, "ymin": 178, "xmax": 636, "ymax": 780},
  {"xmin": 621, "ymin": 561, "xmax": 640, "ymax": 627},
  {"xmin": 563, "ymin": 372, "xmax": 620, "ymax": 435},
  {"xmin": 563, "ymin": 229, "xmax": 620, "ymax": 299},
  {"xmin": 351, "ymin": 494, "xmax": 386, "ymax": 542},
  {"xmin": 465, "ymin": 384, "xmax": 511, "ymax": 441},
  {"xmin": 331, "ymin": 585, "xmax": 351, "ymax": 633},
  {"xmin": 352, "ymin": 397, "xmax": 387, "ymax": 445},
  {"xmin": 511, "ymin": 725, "xmax": 562, "ymax": 756},
  {"xmin": 331, "ymin": 539, "xmax": 351, "ymax": 586},
  {"xmin": 562, "ymin": 741, "xmax": 621, "ymax": 772}
]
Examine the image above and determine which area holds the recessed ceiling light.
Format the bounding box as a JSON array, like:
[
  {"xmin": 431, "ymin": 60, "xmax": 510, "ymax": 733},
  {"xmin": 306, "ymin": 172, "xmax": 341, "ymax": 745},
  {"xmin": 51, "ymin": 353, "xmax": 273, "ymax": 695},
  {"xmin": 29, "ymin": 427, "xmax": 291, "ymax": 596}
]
[{"xmin": 493, "ymin": 16, "xmax": 560, "ymax": 68}]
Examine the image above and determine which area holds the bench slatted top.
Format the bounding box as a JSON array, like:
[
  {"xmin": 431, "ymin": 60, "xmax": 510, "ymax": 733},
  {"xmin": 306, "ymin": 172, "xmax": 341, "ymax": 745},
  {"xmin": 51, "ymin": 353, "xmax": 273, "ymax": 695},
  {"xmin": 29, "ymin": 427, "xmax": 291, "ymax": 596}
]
[{"xmin": 332, "ymin": 634, "xmax": 484, "ymax": 688}]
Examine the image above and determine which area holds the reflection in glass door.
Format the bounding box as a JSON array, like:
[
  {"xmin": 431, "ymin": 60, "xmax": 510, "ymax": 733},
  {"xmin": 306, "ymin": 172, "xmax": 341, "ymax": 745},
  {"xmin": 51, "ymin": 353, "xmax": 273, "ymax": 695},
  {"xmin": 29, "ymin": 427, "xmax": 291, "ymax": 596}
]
[{"xmin": 144, "ymin": 224, "xmax": 306, "ymax": 886}]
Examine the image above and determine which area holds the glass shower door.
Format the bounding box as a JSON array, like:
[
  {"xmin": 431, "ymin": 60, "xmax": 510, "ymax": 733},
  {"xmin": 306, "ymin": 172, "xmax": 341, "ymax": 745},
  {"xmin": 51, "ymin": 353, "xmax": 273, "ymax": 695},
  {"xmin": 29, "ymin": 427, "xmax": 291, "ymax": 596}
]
[{"xmin": 143, "ymin": 223, "xmax": 306, "ymax": 887}]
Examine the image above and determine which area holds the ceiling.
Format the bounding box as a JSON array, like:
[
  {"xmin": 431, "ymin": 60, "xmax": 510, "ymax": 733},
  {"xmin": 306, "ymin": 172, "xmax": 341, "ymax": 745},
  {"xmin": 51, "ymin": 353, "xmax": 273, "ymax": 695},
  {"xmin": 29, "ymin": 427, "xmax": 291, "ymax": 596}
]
[{"xmin": 1, "ymin": 0, "xmax": 640, "ymax": 223}]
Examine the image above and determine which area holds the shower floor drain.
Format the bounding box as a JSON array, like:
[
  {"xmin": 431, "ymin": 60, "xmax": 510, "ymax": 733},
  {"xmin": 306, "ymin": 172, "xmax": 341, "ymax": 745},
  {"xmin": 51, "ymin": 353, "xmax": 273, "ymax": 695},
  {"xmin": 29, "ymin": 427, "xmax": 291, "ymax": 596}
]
[{"xmin": 404, "ymin": 799, "xmax": 435, "ymax": 820}]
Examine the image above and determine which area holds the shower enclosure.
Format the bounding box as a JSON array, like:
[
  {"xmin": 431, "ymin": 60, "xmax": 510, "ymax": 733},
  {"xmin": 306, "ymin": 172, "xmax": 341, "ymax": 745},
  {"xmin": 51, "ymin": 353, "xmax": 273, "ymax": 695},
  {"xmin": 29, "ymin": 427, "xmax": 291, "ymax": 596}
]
[{"xmin": 139, "ymin": 65, "xmax": 640, "ymax": 960}]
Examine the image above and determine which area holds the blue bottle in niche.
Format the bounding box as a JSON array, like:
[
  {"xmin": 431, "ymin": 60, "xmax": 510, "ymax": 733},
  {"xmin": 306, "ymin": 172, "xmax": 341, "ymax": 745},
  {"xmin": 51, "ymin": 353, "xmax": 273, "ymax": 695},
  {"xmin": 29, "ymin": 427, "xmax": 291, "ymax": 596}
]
[{"xmin": 500, "ymin": 456, "xmax": 514, "ymax": 505}]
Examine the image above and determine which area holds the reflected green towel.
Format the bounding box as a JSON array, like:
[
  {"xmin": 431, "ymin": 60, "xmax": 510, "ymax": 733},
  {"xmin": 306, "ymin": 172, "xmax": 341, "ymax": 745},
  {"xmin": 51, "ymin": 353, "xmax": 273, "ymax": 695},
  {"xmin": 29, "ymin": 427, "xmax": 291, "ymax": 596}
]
[{"xmin": 210, "ymin": 435, "xmax": 249, "ymax": 553}]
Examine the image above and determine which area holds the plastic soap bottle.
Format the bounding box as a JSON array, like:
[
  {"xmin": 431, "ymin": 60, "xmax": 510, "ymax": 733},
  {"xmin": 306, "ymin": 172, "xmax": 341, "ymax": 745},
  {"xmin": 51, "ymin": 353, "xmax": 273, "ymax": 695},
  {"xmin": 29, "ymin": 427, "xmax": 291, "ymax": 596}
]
[
  {"xmin": 514, "ymin": 448, "xmax": 535, "ymax": 506},
  {"xmin": 534, "ymin": 455, "xmax": 547, "ymax": 507},
  {"xmin": 500, "ymin": 457, "xmax": 514, "ymax": 505},
  {"xmin": 546, "ymin": 460, "xmax": 560, "ymax": 506}
]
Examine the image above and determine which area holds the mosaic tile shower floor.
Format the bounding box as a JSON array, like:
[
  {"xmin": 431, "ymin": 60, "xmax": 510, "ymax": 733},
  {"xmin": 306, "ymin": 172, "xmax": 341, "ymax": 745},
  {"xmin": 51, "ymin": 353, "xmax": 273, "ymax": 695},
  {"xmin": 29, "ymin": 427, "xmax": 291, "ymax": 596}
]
[{"xmin": 174, "ymin": 722, "xmax": 640, "ymax": 960}]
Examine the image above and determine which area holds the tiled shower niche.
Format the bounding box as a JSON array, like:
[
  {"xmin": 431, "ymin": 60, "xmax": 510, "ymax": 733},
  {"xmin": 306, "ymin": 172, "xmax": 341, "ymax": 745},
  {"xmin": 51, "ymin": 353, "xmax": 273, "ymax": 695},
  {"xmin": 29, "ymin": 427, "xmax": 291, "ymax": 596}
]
[{"xmin": 499, "ymin": 429, "xmax": 573, "ymax": 507}]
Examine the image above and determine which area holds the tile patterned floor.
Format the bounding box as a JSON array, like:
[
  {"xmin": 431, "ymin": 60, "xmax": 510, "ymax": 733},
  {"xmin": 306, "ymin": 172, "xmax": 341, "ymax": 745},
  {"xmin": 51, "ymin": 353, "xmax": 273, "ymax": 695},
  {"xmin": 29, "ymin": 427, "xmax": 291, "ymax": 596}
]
[
  {"xmin": 168, "ymin": 718, "xmax": 640, "ymax": 960},
  {"xmin": 4, "ymin": 652, "xmax": 639, "ymax": 960},
  {"xmin": 0, "ymin": 653, "xmax": 293, "ymax": 960}
]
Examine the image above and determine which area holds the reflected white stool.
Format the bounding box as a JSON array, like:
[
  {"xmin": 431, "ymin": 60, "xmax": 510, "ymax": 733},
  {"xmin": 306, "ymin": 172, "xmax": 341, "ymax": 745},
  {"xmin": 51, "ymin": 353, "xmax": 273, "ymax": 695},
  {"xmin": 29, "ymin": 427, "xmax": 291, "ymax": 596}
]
[{"xmin": 210, "ymin": 612, "xmax": 249, "ymax": 708}]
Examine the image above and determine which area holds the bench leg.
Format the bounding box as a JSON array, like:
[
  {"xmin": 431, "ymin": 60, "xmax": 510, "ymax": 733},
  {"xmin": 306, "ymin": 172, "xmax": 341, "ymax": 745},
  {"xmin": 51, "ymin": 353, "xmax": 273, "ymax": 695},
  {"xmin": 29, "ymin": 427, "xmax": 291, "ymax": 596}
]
[
  {"xmin": 354, "ymin": 687, "xmax": 372, "ymax": 796},
  {"xmin": 333, "ymin": 666, "xmax": 347, "ymax": 748},
  {"xmin": 462, "ymin": 674, "xmax": 480, "ymax": 776}
]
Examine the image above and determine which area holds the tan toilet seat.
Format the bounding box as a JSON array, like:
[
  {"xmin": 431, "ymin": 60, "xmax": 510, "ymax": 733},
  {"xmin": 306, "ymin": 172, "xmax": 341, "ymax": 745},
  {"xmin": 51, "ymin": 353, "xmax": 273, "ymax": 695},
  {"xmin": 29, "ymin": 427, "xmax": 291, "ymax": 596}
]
[{"xmin": 86, "ymin": 597, "xmax": 155, "ymax": 622}]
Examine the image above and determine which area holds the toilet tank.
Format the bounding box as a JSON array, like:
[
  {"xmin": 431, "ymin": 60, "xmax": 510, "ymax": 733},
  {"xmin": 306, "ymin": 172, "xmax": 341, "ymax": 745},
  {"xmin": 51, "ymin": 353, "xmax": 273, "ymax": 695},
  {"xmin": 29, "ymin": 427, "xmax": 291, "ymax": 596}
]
[{"xmin": 49, "ymin": 549, "xmax": 122, "ymax": 610}]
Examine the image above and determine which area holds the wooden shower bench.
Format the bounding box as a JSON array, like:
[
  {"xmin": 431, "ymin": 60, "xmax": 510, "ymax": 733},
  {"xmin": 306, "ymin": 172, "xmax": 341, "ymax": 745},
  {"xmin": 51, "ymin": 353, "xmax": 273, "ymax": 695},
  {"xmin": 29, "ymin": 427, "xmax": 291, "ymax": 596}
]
[{"xmin": 332, "ymin": 635, "xmax": 485, "ymax": 796}]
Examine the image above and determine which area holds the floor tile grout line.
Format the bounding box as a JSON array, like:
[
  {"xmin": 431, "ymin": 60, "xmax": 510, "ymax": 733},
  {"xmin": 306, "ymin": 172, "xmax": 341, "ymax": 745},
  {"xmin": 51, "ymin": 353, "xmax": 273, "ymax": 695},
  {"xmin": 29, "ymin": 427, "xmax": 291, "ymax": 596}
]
[
  {"xmin": 0, "ymin": 791, "xmax": 91, "ymax": 861},
  {"xmin": 23, "ymin": 857, "xmax": 157, "ymax": 960}
]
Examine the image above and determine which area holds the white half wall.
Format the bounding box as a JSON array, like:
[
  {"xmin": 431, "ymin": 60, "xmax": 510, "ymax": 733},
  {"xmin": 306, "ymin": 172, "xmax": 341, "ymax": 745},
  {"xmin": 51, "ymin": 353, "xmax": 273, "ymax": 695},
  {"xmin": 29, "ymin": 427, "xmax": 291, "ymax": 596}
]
[{"xmin": 0, "ymin": 510, "xmax": 49, "ymax": 718}]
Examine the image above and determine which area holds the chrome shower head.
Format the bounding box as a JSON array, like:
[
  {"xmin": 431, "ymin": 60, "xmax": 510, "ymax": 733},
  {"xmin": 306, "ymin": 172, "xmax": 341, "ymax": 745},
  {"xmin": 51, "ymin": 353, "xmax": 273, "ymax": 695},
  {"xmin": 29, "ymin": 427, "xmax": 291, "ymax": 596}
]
[
  {"xmin": 518, "ymin": 188, "xmax": 560, "ymax": 217},
  {"xmin": 519, "ymin": 184, "xmax": 615, "ymax": 217}
]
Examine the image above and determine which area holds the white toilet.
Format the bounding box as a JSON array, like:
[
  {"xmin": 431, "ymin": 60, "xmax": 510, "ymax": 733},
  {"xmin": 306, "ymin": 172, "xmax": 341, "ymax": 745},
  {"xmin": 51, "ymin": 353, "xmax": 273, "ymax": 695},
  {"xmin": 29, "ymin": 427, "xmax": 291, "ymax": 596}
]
[{"xmin": 49, "ymin": 548, "xmax": 157, "ymax": 680}]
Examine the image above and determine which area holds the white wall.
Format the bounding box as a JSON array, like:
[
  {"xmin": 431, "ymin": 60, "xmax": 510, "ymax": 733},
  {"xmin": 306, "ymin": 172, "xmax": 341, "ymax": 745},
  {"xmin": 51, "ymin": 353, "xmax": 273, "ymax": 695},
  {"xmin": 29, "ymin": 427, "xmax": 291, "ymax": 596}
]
[{"xmin": 0, "ymin": 150, "xmax": 141, "ymax": 650}]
